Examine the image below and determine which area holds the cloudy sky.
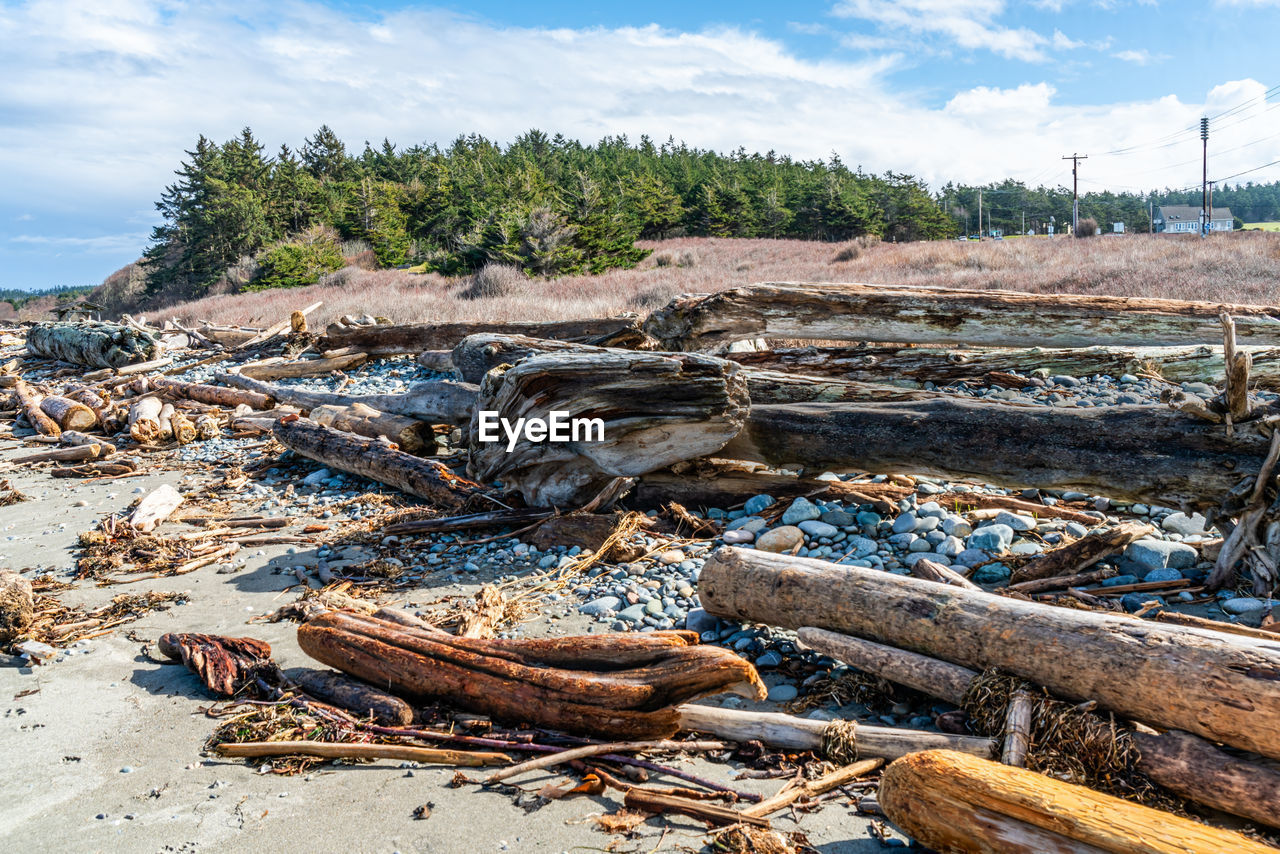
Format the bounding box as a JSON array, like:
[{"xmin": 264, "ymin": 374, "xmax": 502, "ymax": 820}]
[{"xmin": 2, "ymin": 0, "xmax": 1279, "ymax": 291}]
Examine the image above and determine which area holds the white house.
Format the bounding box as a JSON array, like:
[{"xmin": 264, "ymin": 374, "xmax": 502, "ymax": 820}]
[{"xmin": 1154, "ymin": 205, "xmax": 1233, "ymax": 234}]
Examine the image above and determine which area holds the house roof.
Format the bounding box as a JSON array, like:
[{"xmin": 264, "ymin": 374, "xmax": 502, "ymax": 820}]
[{"xmin": 1157, "ymin": 204, "xmax": 1233, "ymax": 222}]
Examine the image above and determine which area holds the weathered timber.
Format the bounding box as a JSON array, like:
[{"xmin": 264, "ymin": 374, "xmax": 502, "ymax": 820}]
[
  {"xmin": 729, "ymin": 343, "xmax": 1280, "ymax": 389},
  {"xmin": 320, "ymin": 317, "xmax": 645, "ymax": 357},
  {"xmin": 130, "ymin": 484, "xmax": 184, "ymax": 532},
  {"xmin": 468, "ymin": 351, "xmax": 749, "ymax": 507},
  {"xmin": 1010, "ymin": 522, "xmax": 1153, "ymax": 584},
  {"xmin": 13, "ymin": 443, "xmax": 101, "ymax": 464},
  {"xmin": 145, "ymin": 375, "xmax": 271, "ymax": 409},
  {"xmin": 239, "ymin": 352, "xmax": 368, "ymax": 380},
  {"xmin": 1001, "ymin": 690, "xmax": 1034, "ymax": 767},
  {"xmin": 215, "ymin": 741, "xmax": 508, "ymax": 767},
  {"xmin": 13, "ymin": 379, "xmax": 60, "ymax": 437},
  {"xmin": 127, "ymin": 397, "xmax": 163, "ymax": 444},
  {"xmin": 722, "ymin": 400, "xmax": 1271, "ymax": 509},
  {"xmin": 60, "ymin": 431, "xmax": 116, "ymax": 456},
  {"xmin": 309, "ymin": 403, "xmax": 432, "ymax": 454},
  {"xmin": 169, "ymin": 409, "xmax": 197, "ymax": 444},
  {"xmin": 644, "ymin": 283, "xmax": 1280, "ymax": 351},
  {"xmin": 675, "ymin": 704, "xmax": 995, "ymax": 760},
  {"xmin": 877, "ymin": 749, "xmax": 1272, "ymax": 854},
  {"xmin": 630, "ymin": 469, "xmax": 905, "ymax": 513},
  {"xmin": 797, "ymin": 628, "xmax": 977, "ymax": 706},
  {"xmin": 700, "ymin": 547, "xmax": 1280, "ymax": 761},
  {"xmin": 271, "ymin": 417, "xmax": 480, "ymax": 511},
  {"xmin": 1130, "ymin": 730, "xmax": 1280, "ymax": 830},
  {"xmin": 158, "ymin": 632, "xmax": 275, "ymax": 697},
  {"xmin": 291, "ymin": 668, "xmax": 415, "ymax": 725},
  {"xmin": 220, "ymin": 372, "xmax": 476, "ymax": 426},
  {"xmin": 1005, "ymin": 565, "xmax": 1118, "ymax": 594},
  {"xmin": 26, "ymin": 321, "xmax": 159, "ymax": 368},
  {"xmin": 38, "ymin": 396, "xmax": 96, "ymax": 431}
]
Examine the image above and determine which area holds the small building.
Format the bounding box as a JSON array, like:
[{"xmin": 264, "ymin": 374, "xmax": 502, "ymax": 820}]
[{"xmin": 1154, "ymin": 205, "xmax": 1233, "ymax": 234}]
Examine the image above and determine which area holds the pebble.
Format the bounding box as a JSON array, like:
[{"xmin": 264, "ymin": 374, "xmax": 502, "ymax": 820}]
[
  {"xmin": 891, "ymin": 513, "xmax": 918, "ymax": 534},
  {"xmin": 755, "ymin": 526, "xmax": 805, "ymax": 553},
  {"xmin": 1161, "ymin": 512, "xmax": 1207, "ymax": 536},
  {"xmin": 722, "ymin": 529, "xmax": 755, "ymax": 544},
  {"xmin": 798, "ymin": 520, "xmax": 838, "ymax": 539},
  {"xmin": 756, "ymin": 650, "xmax": 784, "ymax": 668},
  {"xmin": 1124, "ymin": 539, "xmax": 1198, "ymax": 572},
  {"xmin": 767, "ymin": 684, "xmax": 799, "ymax": 702},
  {"xmin": 993, "ymin": 511, "xmax": 1036, "ymax": 532},
  {"xmin": 966, "ymin": 524, "xmax": 1013, "ymax": 553},
  {"xmin": 658, "ymin": 550, "xmax": 684, "ymax": 565},
  {"xmin": 971, "ymin": 563, "xmax": 1011, "ymax": 585},
  {"xmin": 781, "ymin": 497, "xmax": 822, "ymax": 525},
  {"xmin": 1221, "ymin": 597, "xmax": 1271, "ymax": 615},
  {"xmin": 578, "ymin": 597, "xmax": 621, "ymax": 616},
  {"xmin": 743, "ymin": 494, "xmax": 775, "ymax": 516},
  {"xmin": 819, "ymin": 509, "xmax": 855, "ymax": 527}
]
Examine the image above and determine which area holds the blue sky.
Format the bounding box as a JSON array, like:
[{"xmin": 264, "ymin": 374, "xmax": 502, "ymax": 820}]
[{"xmin": 2, "ymin": 0, "xmax": 1279, "ymax": 291}]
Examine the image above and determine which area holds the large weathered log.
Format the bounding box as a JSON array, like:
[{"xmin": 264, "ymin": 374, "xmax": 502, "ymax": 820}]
[
  {"xmin": 730, "ymin": 343, "xmax": 1280, "ymax": 389},
  {"xmin": 877, "ymin": 749, "xmax": 1272, "ymax": 854},
  {"xmin": 644, "ymin": 283, "xmax": 1280, "ymax": 351},
  {"xmin": 144, "ymin": 375, "xmax": 272, "ymax": 410},
  {"xmin": 699, "ymin": 546, "xmax": 1280, "ymax": 761},
  {"xmin": 39, "ymin": 395, "xmax": 97, "ymax": 431},
  {"xmin": 26, "ymin": 321, "xmax": 159, "ymax": 368},
  {"xmin": 722, "ymin": 399, "xmax": 1271, "ymax": 509},
  {"xmin": 675, "ymin": 704, "xmax": 995, "ymax": 760},
  {"xmin": 13, "ymin": 379, "xmax": 60, "ymax": 437},
  {"xmin": 320, "ymin": 317, "xmax": 645, "ymax": 357},
  {"xmin": 1010, "ymin": 522, "xmax": 1153, "ymax": 584},
  {"xmin": 219, "ymin": 372, "xmax": 477, "ymax": 426},
  {"xmin": 468, "ymin": 351, "xmax": 750, "ymax": 507},
  {"xmin": 309, "ymin": 403, "xmax": 432, "ymax": 454},
  {"xmin": 1131, "ymin": 730, "xmax": 1280, "ymax": 830},
  {"xmin": 271, "ymin": 417, "xmax": 480, "ymax": 511},
  {"xmin": 239, "ymin": 352, "xmax": 369, "ymax": 380}
]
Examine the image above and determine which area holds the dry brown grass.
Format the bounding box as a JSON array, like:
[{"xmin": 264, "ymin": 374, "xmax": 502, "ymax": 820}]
[{"xmin": 160, "ymin": 232, "xmax": 1280, "ymax": 328}]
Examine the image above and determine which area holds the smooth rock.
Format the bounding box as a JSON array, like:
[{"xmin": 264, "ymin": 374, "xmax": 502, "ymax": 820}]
[
  {"xmin": 966, "ymin": 525, "xmax": 1013, "ymax": 552},
  {"xmin": 744, "ymin": 495, "xmax": 775, "ymax": 516},
  {"xmin": 993, "ymin": 511, "xmax": 1036, "ymax": 532},
  {"xmin": 685, "ymin": 608, "xmax": 718, "ymax": 634},
  {"xmin": 1221, "ymin": 597, "xmax": 1269, "ymax": 615},
  {"xmin": 722, "ymin": 529, "xmax": 755, "ymax": 545},
  {"xmin": 756, "ymin": 650, "xmax": 783, "ymax": 668},
  {"xmin": 798, "ymin": 520, "xmax": 839, "ymax": 539},
  {"xmin": 1124, "ymin": 539, "xmax": 1197, "ymax": 571},
  {"xmin": 891, "ymin": 513, "xmax": 919, "ymax": 534},
  {"xmin": 755, "ymin": 526, "xmax": 805, "ymax": 553},
  {"xmin": 781, "ymin": 497, "xmax": 822, "ymax": 525},
  {"xmin": 820, "ymin": 509, "xmax": 856, "ymax": 527},
  {"xmin": 1161, "ymin": 512, "xmax": 1207, "ymax": 536},
  {"xmin": 578, "ymin": 596, "xmax": 620, "ymax": 616},
  {"xmin": 767, "ymin": 684, "xmax": 798, "ymax": 702},
  {"xmin": 971, "ymin": 563, "xmax": 1011, "ymax": 585}
]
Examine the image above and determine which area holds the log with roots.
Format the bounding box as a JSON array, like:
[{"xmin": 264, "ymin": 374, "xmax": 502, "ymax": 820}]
[
  {"xmin": 729, "ymin": 343, "xmax": 1280, "ymax": 389},
  {"xmin": 13, "ymin": 379, "xmax": 60, "ymax": 437},
  {"xmin": 38, "ymin": 395, "xmax": 97, "ymax": 431},
  {"xmin": 219, "ymin": 372, "xmax": 477, "ymax": 426},
  {"xmin": 643, "ymin": 282, "xmax": 1280, "ymax": 351},
  {"xmin": 877, "ymin": 749, "xmax": 1273, "ymax": 854},
  {"xmin": 296, "ymin": 610, "xmax": 763, "ymax": 738},
  {"xmin": 271, "ymin": 417, "xmax": 480, "ymax": 511},
  {"xmin": 26, "ymin": 321, "xmax": 159, "ymax": 368},
  {"xmin": 699, "ymin": 546, "xmax": 1280, "ymax": 762},
  {"xmin": 319, "ymin": 316, "xmax": 646, "ymax": 357},
  {"xmin": 309, "ymin": 403, "xmax": 432, "ymax": 454},
  {"xmin": 158, "ymin": 632, "xmax": 278, "ymax": 697},
  {"xmin": 467, "ymin": 351, "xmax": 750, "ymax": 507}
]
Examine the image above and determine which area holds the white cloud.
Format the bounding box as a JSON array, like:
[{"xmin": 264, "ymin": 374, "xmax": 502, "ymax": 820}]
[
  {"xmin": 1051, "ymin": 29, "xmax": 1084, "ymax": 49},
  {"xmin": 1112, "ymin": 48, "xmax": 1162, "ymax": 64},
  {"xmin": 9, "ymin": 233, "xmax": 150, "ymax": 254},
  {"xmin": 831, "ymin": 0, "xmax": 1050, "ymax": 61}
]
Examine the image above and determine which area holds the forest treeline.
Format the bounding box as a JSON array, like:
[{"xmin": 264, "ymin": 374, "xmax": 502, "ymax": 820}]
[{"xmin": 141, "ymin": 126, "xmax": 1280, "ymax": 299}]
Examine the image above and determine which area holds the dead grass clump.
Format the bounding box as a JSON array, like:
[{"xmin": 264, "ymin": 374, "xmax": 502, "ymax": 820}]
[
  {"xmin": 462, "ymin": 263, "xmax": 527, "ymax": 300},
  {"xmin": 830, "ymin": 243, "xmax": 861, "ymax": 263},
  {"xmin": 1076, "ymin": 217, "xmax": 1099, "ymax": 238}
]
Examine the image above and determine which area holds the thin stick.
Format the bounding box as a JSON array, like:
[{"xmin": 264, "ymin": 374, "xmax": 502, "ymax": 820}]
[
  {"xmin": 485, "ymin": 740, "xmax": 727, "ymax": 784},
  {"xmin": 624, "ymin": 788, "xmax": 772, "ymax": 829},
  {"xmin": 214, "ymin": 740, "xmax": 510, "ymax": 766},
  {"xmin": 741, "ymin": 758, "xmax": 883, "ymax": 818}
]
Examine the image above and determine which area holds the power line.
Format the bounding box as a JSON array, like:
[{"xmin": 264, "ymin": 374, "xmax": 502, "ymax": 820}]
[{"xmin": 1215, "ymin": 157, "xmax": 1280, "ymax": 184}]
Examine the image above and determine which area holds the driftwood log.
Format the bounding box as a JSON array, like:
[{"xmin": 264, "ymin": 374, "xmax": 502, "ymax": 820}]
[
  {"xmin": 729, "ymin": 343, "xmax": 1280, "ymax": 389},
  {"xmin": 143, "ymin": 375, "xmax": 271, "ymax": 410},
  {"xmin": 219, "ymin": 372, "xmax": 477, "ymax": 426},
  {"xmin": 291, "ymin": 668, "xmax": 415, "ymax": 725},
  {"xmin": 239, "ymin": 352, "xmax": 368, "ymax": 380},
  {"xmin": 26, "ymin": 321, "xmax": 158, "ymax": 368},
  {"xmin": 644, "ymin": 283, "xmax": 1280, "ymax": 351},
  {"xmin": 468, "ymin": 351, "xmax": 749, "ymax": 506},
  {"xmin": 129, "ymin": 484, "xmax": 184, "ymax": 532},
  {"xmin": 127, "ymin": 397, "xmax": 164, "ymax": 444},
  {"xmin": 271, "ymin": 417, "xmax": 480, "ymax": 510},
  {"xmin": 39, "ymin": 395, "xmax": 97, "ymax": 431},
  {"xmin": 297, "ymin": 611, "xmax": 763, "ymax": 739},
  {"xmin": 877, "ymin": 749, "xmax": 1272, "ymax": 854},
  {"xmin": 1009, "ymin": 522, "xmax": 1152, "ymax": 584},
  {"xmin": 309, "ymin": 403, "xmax": 432, "ymax": 454},
  {"xmin": 13, "ymin": 379, "xmax": 60, "ymax": 437},
  {"xmin": 699, "ymin": 547, "xmax": 1280, "ymax": 762},
  {"xmin": 158, "ymin": 632, "xmax": 276, "ymax": 697},
  {"xmin": 320, "ymin": 317, "xmax": 645, "ymax": 357}
]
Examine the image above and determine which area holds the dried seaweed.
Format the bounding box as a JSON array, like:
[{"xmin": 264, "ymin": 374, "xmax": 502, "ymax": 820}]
[
  {"xmin": 786, "ymin": 670, "xmax": 902, "ymax": 715},
  {"xmin": 0, "ymin": 478, "xmax": 30, "ymax": 505},
  {"xmin": 205, "ymin": 701, "xmax": 361, "ymax": 775},
  {"xmin": 23, "ymin": 578, "xmax": 188, "ymax": 647}
]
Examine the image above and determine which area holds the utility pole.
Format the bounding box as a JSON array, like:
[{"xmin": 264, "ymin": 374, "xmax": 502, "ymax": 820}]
[
  {"xmin": 1208, "ymin": 180, "xmax": 1216, "ymax": 234},
  {"xmin": 1062, "ymin": 153, "xmax": 1087, "ymax": 235},
  {"xmin": 1201, "ymin": 116, "xmax": 1209, "ymax": 238},
  {"xmin": 978, "ymin": 189, "xmax": 983, "ymax": 239}
]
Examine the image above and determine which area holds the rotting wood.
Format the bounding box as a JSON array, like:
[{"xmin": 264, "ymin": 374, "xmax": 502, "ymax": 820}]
[
  {"xmin": 644, "ymin": 282, "xmax": 1280, "ymax": 351},
  {"xmin": 469, "ymin": 351, "xmax": 749, "ymax": 507},
  {"xmin": 877, "ymin": 749, "xmax": 1273, "ymax": 854},
  {"xmin": 219, "ymin": 372, "xmax": 477, "ymax": 426},
  {"xmin": 271, "ymin": 417, "xmax": 480, "ymax": 510},
  {"xmin": 214, "ymin": 740, "xmax": 509, "ymax": 767},
  {"xmin": 158, "ymin": 632, "xmax": 275, "ymax": 697},
  {"xmin": 1010, "ymin": 522, "xmax": 1153, "ymax": 584},
  {"xmin": 700, "ymin": 547, "xmax": 1280, "ymax": 761},
  {"xmin": 321, "ymin": 316, "xmax": 645, "ymax": 357},
  {"xmin": 674, "ymin": 704, "xmax": 995, "ymax": 760}
]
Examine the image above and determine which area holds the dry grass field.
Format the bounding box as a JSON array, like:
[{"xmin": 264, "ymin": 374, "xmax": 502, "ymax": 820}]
[{"xmin": 158, "ymin": 231, "xmax": 1280, "ymax": 329}]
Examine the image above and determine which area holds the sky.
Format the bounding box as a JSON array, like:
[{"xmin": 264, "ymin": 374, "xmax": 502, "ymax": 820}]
[{"xmin": 2, "ymin": 0, "xmax": 1279, "ymax": 291}]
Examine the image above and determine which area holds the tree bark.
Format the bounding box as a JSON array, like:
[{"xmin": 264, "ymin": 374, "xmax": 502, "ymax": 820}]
[
  {"xmin": 39, "ymin": 395, "xmax": 97, "ymax": 431},
  {"xmin": 1010, "ymin": 522, "xmax": 1154, "ymax": 584},
  {"xmin": 291, "ymin": 668, "xmax": 415, "ymax": 725},
  {"xmin": 722, "ymin": 399, "xmax": 1271, "ymax": 509},
  {"xmin": 309, "ymin": 403, "xmax": 432, "ymax": 454},
  {"xmin": 271, "ymin": 417, "xmax": 480, "ymax": 511},
  {"xmin": 219, "ymin": 372, "xmax": 476, "ymax": 426},
  {"xmin": 13, "ymin": 379, "xmax": 60, "ymax": 437},
  {"xmin": 320, "ymin": 317, "xmax": 645, "ymax": 356},
  {"xmin": 729, "ymin": 343, "xmax": 1280, "ymax": 389},
  {"xmin": 877, "ymin": 749, "xmax": 1272, "ymax": 854},
  {"xmin": 675, "ymin": 704, "xmax": 995, "ymax": 759},
  {"xmin": 26, "ymin": 321, "xmax": 159, "ymax": 368},
  {"xmin": 699, "ymin": 547, "xmax": 1280, "ymax": 762},
  {"xmin": 468, "ymin": 351, "xmax": 750, "ymax": 507},
  {"xmin": 1130, "ymin": 730, "xmax": 1280, "ymax": 830},
  {"xmin": 643, "ymin": 283, "xmax": 1280, "ymax": 351}
]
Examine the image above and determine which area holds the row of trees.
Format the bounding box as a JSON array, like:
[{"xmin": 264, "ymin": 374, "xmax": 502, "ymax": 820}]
[
  {"xmin": 142, "ymin": 127, "xmax": 957, "ymax": 298},
  {"xmin": 937, "ymin": 179, "xmax": 1280, "ymax": 237}
]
